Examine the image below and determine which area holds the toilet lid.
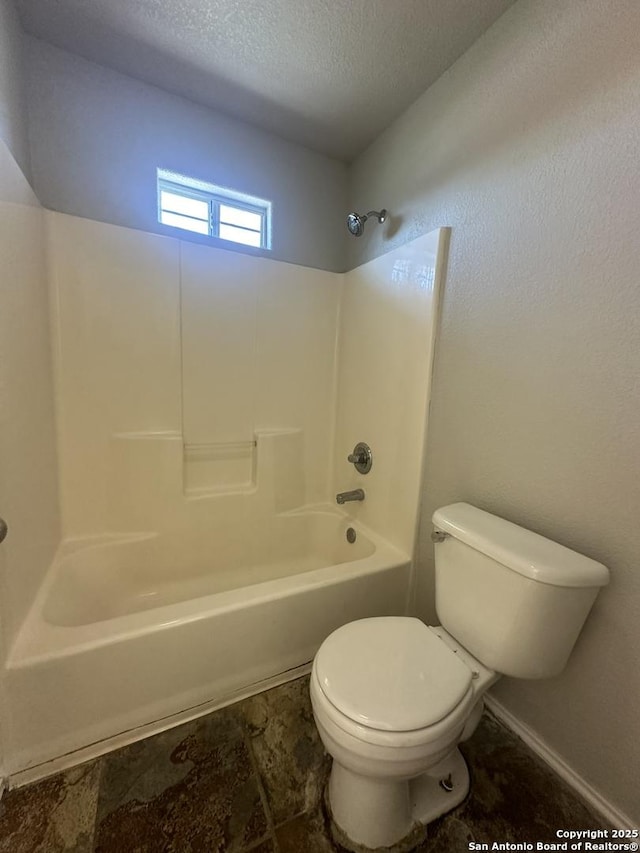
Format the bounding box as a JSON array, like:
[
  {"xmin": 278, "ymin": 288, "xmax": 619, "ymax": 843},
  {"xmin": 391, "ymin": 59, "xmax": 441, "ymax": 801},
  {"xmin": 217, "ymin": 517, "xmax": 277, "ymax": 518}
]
[{"xmin": 315, "ymin": 617, "xmax": 472, "ymax": 732}]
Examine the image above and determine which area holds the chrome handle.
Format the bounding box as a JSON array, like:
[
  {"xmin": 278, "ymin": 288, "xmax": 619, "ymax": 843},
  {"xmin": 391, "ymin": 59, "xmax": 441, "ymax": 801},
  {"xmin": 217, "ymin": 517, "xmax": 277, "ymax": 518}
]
[
  {"xmin": 347, "ymin": 442, "xmax": 373, "ymax": 475},
  {"xmin": 0, "ymin": 517, "xmax": 7, "ymax": 544}
]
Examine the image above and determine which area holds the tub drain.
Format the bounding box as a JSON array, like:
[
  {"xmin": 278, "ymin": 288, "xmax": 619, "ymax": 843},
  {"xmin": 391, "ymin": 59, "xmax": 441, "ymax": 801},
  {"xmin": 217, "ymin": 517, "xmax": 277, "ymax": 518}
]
[{"xmin": 346, "ymin": 527, "xmax": 357, "ymax": 544}]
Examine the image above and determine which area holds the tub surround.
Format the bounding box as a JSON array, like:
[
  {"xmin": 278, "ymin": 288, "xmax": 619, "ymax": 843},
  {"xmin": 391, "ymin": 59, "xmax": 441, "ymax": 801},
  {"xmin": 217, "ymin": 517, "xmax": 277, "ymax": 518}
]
[
  {"xmin": 2, "ymin": 182, "xmax": 448, "ymax": 782},
  {"xmin": 45, "ymin": 213, "xmax": 447, "ymax": 552},
  {"xmin": 332, "ymin": 228, "xmax": 448, "ymax": 555},
  {"xmin": 105, "ymin": 429, "xmax": 309, "ymax": 538},
  {"xmin": 0, "ymin": 141, "xmax": 59, "ymax": 654},
  {"xmin": 46, "ymin": 212, "xmax": 341, "ymax": 537}
]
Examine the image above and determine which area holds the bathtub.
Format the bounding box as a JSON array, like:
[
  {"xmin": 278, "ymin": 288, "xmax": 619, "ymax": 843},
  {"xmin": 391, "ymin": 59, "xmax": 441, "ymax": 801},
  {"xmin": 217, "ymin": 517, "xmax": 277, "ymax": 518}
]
[{"xmin": 4, "ymin": 509, "xmax": 411, "ymax": 779}]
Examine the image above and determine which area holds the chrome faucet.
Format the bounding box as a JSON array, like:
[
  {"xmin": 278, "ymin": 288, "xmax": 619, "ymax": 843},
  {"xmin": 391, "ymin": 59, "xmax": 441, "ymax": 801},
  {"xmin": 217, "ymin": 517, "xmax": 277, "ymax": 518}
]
[{"xmin": 336, "ymin": 488, "xmax": 365, "ymax": 505}]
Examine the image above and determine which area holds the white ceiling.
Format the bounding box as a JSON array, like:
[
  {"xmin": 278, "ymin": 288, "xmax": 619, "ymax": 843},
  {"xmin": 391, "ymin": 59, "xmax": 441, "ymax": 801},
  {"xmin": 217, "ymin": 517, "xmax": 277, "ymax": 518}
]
[{"xmin": 17, "ymin": 0, "xmax": 516, "ymax": 162}]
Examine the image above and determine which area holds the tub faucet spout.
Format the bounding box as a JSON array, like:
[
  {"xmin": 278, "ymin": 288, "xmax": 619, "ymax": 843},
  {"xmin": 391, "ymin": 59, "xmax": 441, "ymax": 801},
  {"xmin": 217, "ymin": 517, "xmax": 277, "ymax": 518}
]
[{"xmin": 336, "ymin": 488, "xmax": 365, "ymax": 505}]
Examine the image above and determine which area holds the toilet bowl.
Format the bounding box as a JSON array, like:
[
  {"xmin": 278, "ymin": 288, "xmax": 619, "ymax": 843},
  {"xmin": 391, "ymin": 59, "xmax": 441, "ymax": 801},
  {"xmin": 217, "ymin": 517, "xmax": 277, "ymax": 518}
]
[
  {"xmin": 310, "ymin": 616, "xmax": 497, "ymax": 851},
  {"xmin": 311, "ymin": 503, "xmax": 610, "ymax": 852}
]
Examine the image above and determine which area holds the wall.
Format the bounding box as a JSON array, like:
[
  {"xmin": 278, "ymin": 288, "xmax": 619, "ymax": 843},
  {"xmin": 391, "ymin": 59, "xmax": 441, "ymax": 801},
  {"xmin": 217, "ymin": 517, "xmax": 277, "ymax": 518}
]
[
  {"xmin": 0, "ymin": 0, "xmax": 30, "ymax": 179},
  {"xmin": 332, "ymin": 229, "xmax": 448, "ymax": 556},
  {"xmin": 47, "ymin": 211, "xmax": 341, "ymax": 540},
  {"xmin": 25, "ymin": 38, "xmax": 348, "ymax": 273},
  {"xmin": 349, "ymin": 0, "xmax": 640, "ymax": 823},
  {"xmin": 0, "ymin": 141, "xmax": 59, "ymax": 651}
]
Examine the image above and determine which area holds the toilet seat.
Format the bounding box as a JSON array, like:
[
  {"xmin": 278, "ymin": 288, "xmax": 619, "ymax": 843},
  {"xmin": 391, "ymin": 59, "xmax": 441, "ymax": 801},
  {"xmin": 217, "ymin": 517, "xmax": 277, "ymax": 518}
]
[
  {"xmin": 315, "ymin": 617, "xmax": 472, "ymax": 731},
  {"xmin": 311, "ymin": 665, "xmax": 476, "ymax": 750},
  {"xmin": 312, "ymin": 617, "xmax": 477, "ymax": 748}
]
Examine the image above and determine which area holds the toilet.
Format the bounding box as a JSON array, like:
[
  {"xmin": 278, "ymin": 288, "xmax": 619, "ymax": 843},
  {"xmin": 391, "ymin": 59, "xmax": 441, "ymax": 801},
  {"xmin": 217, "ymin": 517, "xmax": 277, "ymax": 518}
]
[{"xmin": 310, "ymin": 503, "xmax": 609, "ymax": 852}]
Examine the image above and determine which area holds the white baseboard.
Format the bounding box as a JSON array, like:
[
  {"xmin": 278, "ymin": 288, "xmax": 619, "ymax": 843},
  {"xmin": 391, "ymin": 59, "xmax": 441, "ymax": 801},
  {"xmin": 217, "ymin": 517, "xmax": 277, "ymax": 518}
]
[
  {"xmin": 9, "ymin": 661, "xmax": 312, "ymax": 790},
  {"xmin": 485, "ymin": 696, "xmax": 636, "ymax": 831}
]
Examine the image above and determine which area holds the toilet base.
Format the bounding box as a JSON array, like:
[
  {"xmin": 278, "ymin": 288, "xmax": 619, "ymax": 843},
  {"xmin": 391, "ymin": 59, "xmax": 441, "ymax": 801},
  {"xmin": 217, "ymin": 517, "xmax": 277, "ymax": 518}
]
[
  {"xmin": 326, "ymin": 748, "xmax": 470, "ymax": 852},
  {"xmin": 410, "ymin": 748, "xmax": 469, "ymax": 826}
]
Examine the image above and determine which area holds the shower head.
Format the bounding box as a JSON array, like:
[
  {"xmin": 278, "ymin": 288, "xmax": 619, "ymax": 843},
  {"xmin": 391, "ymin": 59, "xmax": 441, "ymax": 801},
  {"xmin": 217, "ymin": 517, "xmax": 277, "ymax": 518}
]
[{"xmin": 346, "ymin": 209, "xmax": 387, "ymax": 237}]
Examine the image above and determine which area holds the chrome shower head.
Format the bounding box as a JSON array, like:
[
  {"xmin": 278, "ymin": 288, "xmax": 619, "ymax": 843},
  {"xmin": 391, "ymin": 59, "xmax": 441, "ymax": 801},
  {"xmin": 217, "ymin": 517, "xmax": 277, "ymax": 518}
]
[{"xmin": 346, "ymin": 209, "xmax": 387, "ymax": 237}]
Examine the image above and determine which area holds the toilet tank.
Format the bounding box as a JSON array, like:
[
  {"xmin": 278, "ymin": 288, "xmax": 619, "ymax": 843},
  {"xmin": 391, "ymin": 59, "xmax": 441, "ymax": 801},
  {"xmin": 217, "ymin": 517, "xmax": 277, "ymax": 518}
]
[{"xmin": 432, "ymin": 503, "xmax": 609, "ymax": 679}]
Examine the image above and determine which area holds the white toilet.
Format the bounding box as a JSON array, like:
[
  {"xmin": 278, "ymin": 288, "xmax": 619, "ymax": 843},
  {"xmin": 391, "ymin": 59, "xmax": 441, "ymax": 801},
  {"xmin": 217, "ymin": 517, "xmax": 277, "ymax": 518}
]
[{"xmin": 310, "ymin": 503, "xmax": 609, "ymax": 852}]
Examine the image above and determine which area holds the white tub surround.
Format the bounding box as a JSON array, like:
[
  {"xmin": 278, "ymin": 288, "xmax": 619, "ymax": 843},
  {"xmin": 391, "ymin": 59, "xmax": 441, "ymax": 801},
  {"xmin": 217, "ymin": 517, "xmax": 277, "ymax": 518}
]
[
  {"xmin": 333, "ymin": 229, "xmax": 449, "ymax": 557},
  {"xmin": 0, "ymin": 220, "xmax": 447, "ymax": 784},
  {"xmin": 46, "ymin": 213, "xmax": 341, "ymax": 538},
  {"xmin": 0, "ymin": 143, "xmax": 60, "ymax": 653}
]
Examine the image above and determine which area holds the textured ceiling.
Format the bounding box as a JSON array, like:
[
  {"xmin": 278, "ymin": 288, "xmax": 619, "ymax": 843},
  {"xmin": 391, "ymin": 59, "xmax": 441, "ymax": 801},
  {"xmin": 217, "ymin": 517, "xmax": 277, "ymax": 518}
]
[{"xmin": 17, "ymin": 0, "xmax": 516, "ymax": 161}]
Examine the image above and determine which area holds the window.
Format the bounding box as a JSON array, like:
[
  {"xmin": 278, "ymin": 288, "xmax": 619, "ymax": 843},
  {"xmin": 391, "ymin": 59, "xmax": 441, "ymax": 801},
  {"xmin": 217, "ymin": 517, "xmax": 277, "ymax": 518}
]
[{"xmin": 157, "ymin": 169, "xmax": 271, "ymax": 249}]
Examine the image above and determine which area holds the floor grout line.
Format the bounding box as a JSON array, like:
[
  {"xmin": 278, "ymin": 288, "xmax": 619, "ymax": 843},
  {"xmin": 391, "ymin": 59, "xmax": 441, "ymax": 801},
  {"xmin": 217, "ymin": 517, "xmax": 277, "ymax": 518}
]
[
  {"xmin": 243, "ymin": 728, "xmax": 280, "ymax": 853},
  {"xmin": 271, "ymin": 805, "xmax": 316, "ymax": 830},
  {"xmin": 89, "ymin": 756, "xmax": 105, "ymax": 852}
]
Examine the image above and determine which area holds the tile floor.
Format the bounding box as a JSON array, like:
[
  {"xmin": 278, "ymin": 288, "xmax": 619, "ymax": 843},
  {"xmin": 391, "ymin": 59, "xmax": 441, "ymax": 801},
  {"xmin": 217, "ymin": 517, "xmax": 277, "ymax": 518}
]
[{"xmin": 0, "ymin": 675, "xmax": 610, "ymax": 852}]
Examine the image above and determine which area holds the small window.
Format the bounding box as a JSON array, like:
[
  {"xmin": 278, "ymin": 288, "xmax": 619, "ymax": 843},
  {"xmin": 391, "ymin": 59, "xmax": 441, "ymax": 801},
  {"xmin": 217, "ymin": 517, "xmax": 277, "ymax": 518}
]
[{"xmin": 157, "ymin": 169, "xmax": 271, "ymax": 249}]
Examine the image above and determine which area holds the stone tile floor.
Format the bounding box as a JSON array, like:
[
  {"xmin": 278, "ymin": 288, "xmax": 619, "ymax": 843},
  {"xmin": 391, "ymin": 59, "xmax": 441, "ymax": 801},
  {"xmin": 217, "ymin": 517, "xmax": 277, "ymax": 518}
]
[{"xmin": 0, "ymin": 675, "xmax": 609, "ymax": 852}]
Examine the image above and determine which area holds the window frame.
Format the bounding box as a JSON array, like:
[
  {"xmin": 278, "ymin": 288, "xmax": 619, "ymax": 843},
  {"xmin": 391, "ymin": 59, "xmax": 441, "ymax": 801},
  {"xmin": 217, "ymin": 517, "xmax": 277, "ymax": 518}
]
[{"xmin": 157, "ymin": 171, "xmax": 271, "ymax": 250}]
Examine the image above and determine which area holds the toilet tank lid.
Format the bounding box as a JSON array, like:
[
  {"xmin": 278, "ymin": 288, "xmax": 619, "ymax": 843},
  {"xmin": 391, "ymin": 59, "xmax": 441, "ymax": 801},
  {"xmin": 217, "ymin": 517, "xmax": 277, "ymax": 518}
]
[{"xmin": 432, "ymin": 503, "xmax": 609, "ymax": 588}]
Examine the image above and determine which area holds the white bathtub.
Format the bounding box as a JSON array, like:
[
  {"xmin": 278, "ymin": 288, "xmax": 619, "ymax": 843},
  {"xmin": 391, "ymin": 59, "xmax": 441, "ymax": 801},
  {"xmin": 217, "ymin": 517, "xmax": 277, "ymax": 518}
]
[{"xmin": 4, "ymin": 509, "xmax": 411, "ymax": 778}]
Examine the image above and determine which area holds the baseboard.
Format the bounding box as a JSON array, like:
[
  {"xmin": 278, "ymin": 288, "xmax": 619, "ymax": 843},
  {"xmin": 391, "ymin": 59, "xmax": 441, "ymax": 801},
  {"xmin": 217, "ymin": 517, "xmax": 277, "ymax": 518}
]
[
  {"xmin": 485, "ymin": 696, "xmax": 636, "ymax": 830},
  {"xmin": 9, "ymin": 661, "xmax": 312, "ymax": 790}
]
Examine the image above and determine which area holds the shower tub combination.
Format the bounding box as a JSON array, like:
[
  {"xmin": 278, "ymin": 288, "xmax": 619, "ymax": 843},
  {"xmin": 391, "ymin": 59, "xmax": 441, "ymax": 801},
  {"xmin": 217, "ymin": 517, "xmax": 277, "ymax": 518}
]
[
  {"xmin": 4, "ymin": 508, "xmax": 410, "ymax": 779},
  {"xmin": 3, "ymin": 227, "xmax": 447, "ymax": 783}
]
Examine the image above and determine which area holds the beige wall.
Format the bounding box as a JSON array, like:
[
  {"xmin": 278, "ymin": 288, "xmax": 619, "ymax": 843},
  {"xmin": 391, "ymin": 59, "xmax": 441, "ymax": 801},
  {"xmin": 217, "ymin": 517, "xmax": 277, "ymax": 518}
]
[
  {"xmin": 25, "ymin": 38, "xmax": 348, "ymax": 273},
  {"xmin": 0, "ymin": 141, "xmax": 59, "ymax": 651},
  {"xmin": 0, "ymin": 0, "xmax": 30, "ymax": 179},
  {"xmin": 349, "ymin": 0, "xmax": 640, "ymax": 824}
]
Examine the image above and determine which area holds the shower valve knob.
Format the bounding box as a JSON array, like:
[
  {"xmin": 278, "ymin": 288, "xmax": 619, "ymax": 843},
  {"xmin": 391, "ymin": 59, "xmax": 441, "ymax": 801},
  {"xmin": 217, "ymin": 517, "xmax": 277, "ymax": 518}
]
[{"xmin": 347, "ymin": 442, "xmax": 373, "ymax": 474}]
